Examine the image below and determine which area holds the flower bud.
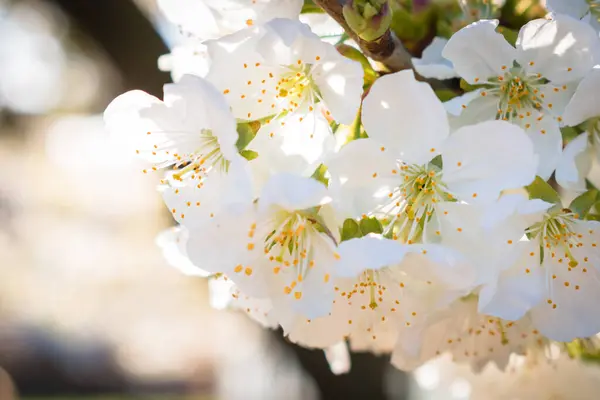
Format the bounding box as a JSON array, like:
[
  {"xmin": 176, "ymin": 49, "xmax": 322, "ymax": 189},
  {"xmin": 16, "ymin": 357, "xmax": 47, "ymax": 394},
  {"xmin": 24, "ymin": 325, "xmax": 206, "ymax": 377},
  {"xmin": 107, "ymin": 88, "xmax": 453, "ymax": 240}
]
[{"xmin": 342, "ymin": 0, "xmax": 392, "ymax": 42}]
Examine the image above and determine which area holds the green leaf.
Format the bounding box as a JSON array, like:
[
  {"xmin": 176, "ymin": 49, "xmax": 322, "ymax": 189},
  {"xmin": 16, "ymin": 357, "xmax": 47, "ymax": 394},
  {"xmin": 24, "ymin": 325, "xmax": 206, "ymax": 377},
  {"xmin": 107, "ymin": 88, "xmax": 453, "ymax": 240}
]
[
  {"xmin": 525, "ymin": 176, "xmax": 561, "ymax": 205},
  {"xmin": 569, "ymin": 189, "xmax": 600, "ymax": 219},
  {"xmin": 341, "ymin": 219, "xmax": 361, "ymax": 241},
  {"xmin": 359, "ymin": 217, "xmax": 383, "ymax": 235}
]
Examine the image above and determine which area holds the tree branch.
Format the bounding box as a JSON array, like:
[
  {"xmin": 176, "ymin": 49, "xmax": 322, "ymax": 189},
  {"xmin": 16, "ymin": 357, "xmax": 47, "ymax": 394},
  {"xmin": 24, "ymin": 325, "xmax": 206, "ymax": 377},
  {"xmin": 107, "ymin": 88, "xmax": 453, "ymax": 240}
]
[{"xmin": 313, "ymin": 0, "xmax": 413, "ymax": 72}]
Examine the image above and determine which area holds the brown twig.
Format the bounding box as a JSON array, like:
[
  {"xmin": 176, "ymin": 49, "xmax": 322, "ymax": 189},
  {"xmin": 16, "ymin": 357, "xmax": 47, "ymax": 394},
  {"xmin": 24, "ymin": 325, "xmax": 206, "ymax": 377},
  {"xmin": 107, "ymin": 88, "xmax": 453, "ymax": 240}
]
[{"xmin": 313, "ymin": 0, "xmax": 413, "ymax": 72}]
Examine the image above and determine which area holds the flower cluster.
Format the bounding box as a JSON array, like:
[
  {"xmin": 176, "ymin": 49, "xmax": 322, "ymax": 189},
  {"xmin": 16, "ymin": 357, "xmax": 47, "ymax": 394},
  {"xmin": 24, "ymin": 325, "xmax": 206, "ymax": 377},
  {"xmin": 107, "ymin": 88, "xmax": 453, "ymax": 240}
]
[{"xmin": 106, "ymin": 0, "xmax": 600, "ymax": 379}]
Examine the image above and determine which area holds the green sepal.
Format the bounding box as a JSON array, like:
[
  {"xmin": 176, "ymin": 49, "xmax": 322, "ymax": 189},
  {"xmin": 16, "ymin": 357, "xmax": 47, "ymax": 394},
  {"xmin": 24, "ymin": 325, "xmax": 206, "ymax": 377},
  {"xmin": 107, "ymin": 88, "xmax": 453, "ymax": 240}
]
[
  {"xmin": 311, "ymin": 163, "xmax": 329, "ymax": 186},
  {"xmin": 569, "ymin": 189, "xmax": 600, "ymax": 219},
  {"xmin": 525, "ymin": 176, "xmax": 561, "ymax": 205},
  {"xmin": 301, "ymin": 0, "xmax": 324, "ymax": 13},
  {"xmin": 435, "ymin": 88, "xmax": 459, "ymax": 102},
  {"xmin": 496, "ymin": 26, "xmax": 518, "ymax": 46},
  {"xmin": 359, "ymin": 216, "xmax": 383, "ymax": 235},
  {"xmin": 336, "ymin": 44, "xmax": 379, "ymax": 88},
  {"xmin": 240, "ymin": 149, "xmax": 258, "ymax": 161},
  {"xmin": 560, "ymin": 126, "xmax": 582, "ymax": 144},
  {"xmin": 235, "ymin": 120, "xmax": 261, "ymax": 151},
  {"xmin": 341, "ymin": 219, "xmax": 362, "ymax": 241},
  {"xmin": 459, "ymin": 78, "xmax": 478, "ymax": 93}
]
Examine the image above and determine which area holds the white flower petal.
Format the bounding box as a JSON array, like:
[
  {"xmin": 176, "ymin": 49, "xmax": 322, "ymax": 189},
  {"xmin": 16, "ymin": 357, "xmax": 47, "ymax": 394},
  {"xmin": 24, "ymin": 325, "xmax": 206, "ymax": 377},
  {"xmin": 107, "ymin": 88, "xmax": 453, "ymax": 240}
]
[
  {"xmin": 185, "ymin": 207, "xmax": 271, "ymax": 297},
  {"xmin": 442, "ymin": 121, "xmax": 538, "ymax": 203},
  {"xmin": 402, "ymin": 244, "xmax": 475, "ymax": 291},
  {"xmin": 442, "ymin": 20, "xmax": 516, "ymax": 85},
  {"xmin": 312, "ymin": 53, "xmax": 364, "ymax": 125},
  {"xmin": 327, "ymin": 138, "xmax": 398, "ymax": 217},
  {"xmin": 444, "ymin": 90, "xmax": 488, "ymax": 117},
  {"xmin": 523, "ymin": 115, "xmax": 563, "ymax": 180},
  {"xmin": 104, "ymin": 90, "xmax": 175, "ymax": 163},
  {"xmin": 562, "ymin": 68, "xmax": 600, "ymax": 127},
  {"xmin": 478, "ymin": 241, "xmax": 544, "ymax": 321},
  {"xmin": 156, "ymin": 226, "xmax": 211, "ymax": 277},
  {"xmin": 517, "ymin": 15, "xmax": 600, "ymax": 84},
  {"xmin": 158, "ymin": 42, "xmax": 211, "ymax": 82},
  {"xmin": 259, "ymin": 173, "xmax": 329, "ymax": 212},
  {"xmin": 335, "ymin": 236, "xmax": 409, "ymax": 278},
  {"xmin": 531, "ymin": 221, "xmax": 600, "ymax": 341},
  {"xmin": 158, "ymin": 0, "xmax": 219, "ymax": 38},
  {"xmin": 412, "ymin": 37, "xmax": 458, "ymax": 80},
  {"xmin": 165, "ymin": 74, "xmax": 239, "ymax": 159},
  {"xmin": 555, "ymin": 133, "xmax": 593, "ymax": 192},
  {"xmin": 248, "ymin": 112, "xmax": 334, "ymax": 189},
  {"xmin": 362, "ymin": 70, "xmax": 449, "ymax": 164},
  {"xmin": 545, "ymin": 0, "xmax": 590, "ymax": 19}
]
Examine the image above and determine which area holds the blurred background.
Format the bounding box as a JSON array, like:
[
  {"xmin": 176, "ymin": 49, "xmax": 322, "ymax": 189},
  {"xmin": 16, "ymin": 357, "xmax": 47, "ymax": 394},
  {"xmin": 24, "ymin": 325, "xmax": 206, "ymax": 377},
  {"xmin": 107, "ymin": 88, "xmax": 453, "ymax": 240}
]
[{"xmin": 0, "ymin": 0, "xmax": 416, "ymax": 398}]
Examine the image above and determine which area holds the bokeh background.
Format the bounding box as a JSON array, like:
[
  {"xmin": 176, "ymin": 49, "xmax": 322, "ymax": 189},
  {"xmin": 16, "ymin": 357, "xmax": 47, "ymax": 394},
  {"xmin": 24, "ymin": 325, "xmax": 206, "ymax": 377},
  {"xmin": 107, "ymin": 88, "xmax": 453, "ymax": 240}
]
[
  {"xmin": 1, "ymin": 1, "xmax": 574, "ymax": 399},
  {"xmin": 0, "ymin": 1, "xmax": 416, "ymax": 398}
]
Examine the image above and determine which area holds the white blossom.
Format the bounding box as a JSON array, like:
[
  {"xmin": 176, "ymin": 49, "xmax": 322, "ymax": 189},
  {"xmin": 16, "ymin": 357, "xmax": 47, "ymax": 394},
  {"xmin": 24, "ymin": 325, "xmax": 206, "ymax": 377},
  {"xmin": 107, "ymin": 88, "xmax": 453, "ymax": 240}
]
[
  {"xmin": 444, "ymin": 16, "xmax": 600, "ymax": 179},
  {"xmin": 104, "ymin": 74, "xmax": 252, "ymax": 227},
  {"xmin": 546, "ymin": 0, "xmax": 600, "ymax": 31},
  {"xmin": 558, "ymin": 67, "xmax": 600, "ymax": 191},
  {"xmin": 183, "ymin": 173, "xmax": 339, "ymax": 320},
  {"xmin": 327, "ymin": 70, "xmax": 538, "ymax": 244},
  {"xmin": 392, "ymin": 296, "xmax": 547, "ymax": 372},
  {"xmin": 477, "ymin": 194, "xmax": 600, "ymax": 341},
  {"xmin": 158, "ymin": 0, "xmax": 303, "ymax": 40},
  {"xmin": 205, "ymin": 19, "xmax": 363, "ymax": 178}
]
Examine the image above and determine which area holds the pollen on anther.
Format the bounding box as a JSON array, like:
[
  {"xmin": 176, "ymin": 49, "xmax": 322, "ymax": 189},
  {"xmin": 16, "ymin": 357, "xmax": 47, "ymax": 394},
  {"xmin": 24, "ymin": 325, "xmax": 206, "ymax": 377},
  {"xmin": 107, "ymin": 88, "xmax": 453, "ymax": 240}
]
[{"xmin": 247, "ymin": 243, "xmax": 255, "ymax": 250}]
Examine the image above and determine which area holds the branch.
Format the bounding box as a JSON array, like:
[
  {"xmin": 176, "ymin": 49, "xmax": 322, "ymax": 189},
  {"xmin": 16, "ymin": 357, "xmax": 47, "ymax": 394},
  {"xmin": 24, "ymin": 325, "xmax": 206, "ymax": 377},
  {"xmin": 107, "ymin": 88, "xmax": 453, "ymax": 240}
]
[{"xmin": 313, "ymin": 0, "xmax": 413, "ymax": 72}]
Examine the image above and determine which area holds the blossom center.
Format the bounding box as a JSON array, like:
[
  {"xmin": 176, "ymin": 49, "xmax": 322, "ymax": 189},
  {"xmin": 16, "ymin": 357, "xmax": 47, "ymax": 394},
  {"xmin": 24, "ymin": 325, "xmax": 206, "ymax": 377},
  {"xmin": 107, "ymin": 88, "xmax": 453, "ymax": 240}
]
[
  {"xmin": 378, "ymin": 164, "xmax": 451, "ymax": 243},
  {"xmin": 486, "ymin": 66, "xmax": 547, "ymax": 121},
  {"xmin": 341, "ymin": 270, "xmax": 387, "ymax": 310},
  {"xmin": 170, "ymin": 129, "xmax": 227, "ymax": 181},
  {"xmin": 256, "ymin": 210, "xmax": 328, "ymax": 298},
  {"xmin": 527, "ymin": 209, "xmax": 580, "ymax": 267},
  {"xmin": 275, "ymin": 63, "xmax": 319, "ymax": 113}
]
